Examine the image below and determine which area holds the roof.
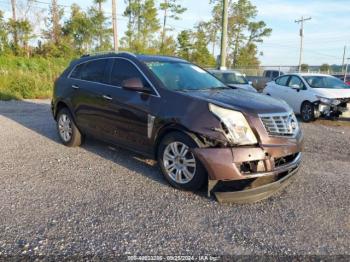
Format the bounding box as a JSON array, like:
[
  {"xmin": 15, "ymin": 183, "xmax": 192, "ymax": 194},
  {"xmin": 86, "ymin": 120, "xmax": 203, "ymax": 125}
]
[
  {"xmin": 70, "ymin": 52, "xmax": 188, "ymax": 66},
  {"xmin": 136, "ymin": 54, "xmax": 187, "ymax": 63}
]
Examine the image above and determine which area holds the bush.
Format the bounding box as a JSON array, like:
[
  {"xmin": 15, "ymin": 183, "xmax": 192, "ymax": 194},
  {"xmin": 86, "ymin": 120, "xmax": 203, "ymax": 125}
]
[{"xmin": 0, "ymin": 55, "xmax": 72, "ymax": 100}]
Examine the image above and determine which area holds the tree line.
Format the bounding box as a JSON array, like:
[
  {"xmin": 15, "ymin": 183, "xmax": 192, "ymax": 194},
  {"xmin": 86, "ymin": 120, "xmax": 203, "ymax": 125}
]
[{"xmin": 0, "ymin": 0, "xmax": 272, "ymax": 67}]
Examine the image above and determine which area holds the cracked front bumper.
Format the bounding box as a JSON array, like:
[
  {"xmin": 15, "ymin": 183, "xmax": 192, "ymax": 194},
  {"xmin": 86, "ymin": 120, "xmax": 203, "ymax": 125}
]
[
  {"xmin": 212, "ymin": 165, "xmax": 300, "ymax": 203},
  {"xmin": 192, "ymin": 137, "xmax": 303, "ymax": 203}
]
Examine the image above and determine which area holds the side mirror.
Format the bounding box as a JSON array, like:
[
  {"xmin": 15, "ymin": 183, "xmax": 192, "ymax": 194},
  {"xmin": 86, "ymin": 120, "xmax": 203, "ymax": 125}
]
[
  {"xmin": 122, "ymin": 77, "xmax": 149, "ymax": 92},
  {"xmin": 291, "ymin": 84, "xmax": 301, "ymax": 89},
  {"xmin": 248, "ymin": 81, "xmax": 253, "ymax": 85}
]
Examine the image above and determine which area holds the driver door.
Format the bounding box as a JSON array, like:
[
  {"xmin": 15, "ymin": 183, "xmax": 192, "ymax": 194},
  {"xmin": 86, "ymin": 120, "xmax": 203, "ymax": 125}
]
[
  {"xmin": 285, "ymin": 76, "xmax": 307, "ymax": 113},
  {"xmin": 97, "ymin": 58, "xmax": 157, "ymax": 154}
]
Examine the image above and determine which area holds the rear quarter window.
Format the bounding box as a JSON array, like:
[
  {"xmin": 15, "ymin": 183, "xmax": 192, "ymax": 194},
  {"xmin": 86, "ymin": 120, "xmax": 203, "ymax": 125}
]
[
  {"xmin": 69, "ymin": 59, "xmax": 108, "ymax": 83},
  {"xmin": 70, "ymin": 64, "xmax": 84, "ymax": 79}
]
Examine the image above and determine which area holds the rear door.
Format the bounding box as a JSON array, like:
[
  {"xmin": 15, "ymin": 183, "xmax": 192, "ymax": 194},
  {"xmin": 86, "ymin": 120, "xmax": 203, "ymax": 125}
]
[
  {"xmin": 267, "ymin": 75, "xmax": 290, "ymax": 100},
  {"xmin": 68, "ymin": 58, "xmax": 109, "ymax": 134}
]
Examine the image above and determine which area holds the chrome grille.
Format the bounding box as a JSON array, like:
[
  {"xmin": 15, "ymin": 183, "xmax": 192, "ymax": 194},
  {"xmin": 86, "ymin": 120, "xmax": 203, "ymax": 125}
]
[{"xmin": 259, "ymin": 112, "xmax": 299, "ymax": 137}]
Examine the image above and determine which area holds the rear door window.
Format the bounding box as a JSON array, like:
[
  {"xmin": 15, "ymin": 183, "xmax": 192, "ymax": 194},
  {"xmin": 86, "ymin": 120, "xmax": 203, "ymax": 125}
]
[
  {"xmin": 80, "ymin": 59, "xmax": 108, "ymax": 83},
  {"xmin": 275, "ymin": 76, "xmax": 289, "ymax": 86}
]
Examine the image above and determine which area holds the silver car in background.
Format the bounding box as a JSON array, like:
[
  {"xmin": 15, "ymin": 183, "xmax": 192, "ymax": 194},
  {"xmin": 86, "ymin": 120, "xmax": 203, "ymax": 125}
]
[{"xmin": 209, "ymin": 69, "xmax": 257, "ymax": 92}]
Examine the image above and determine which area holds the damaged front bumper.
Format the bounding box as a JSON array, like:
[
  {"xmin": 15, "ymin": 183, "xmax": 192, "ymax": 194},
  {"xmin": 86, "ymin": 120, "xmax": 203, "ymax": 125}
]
[
  {"xmin": 213, "ymin": 166, "xmax": 300, "ymax": 203},
  {"xmin": 316, "ymin": 100, "xmax": 350, "ymax": 118},
  {"xmin": 193, "ymin": 139, "xmax": 303, "ymax": 203}
]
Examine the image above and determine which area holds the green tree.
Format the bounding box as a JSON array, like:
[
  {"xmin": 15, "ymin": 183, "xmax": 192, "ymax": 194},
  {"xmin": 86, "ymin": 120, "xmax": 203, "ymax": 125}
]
[
  {"xmin": 8, "ymin": 18, "xmax": 33, "ymax": 56},
  {"xmin": 191, "ymin": 27, "xmax": 216, "ymax": 67},
  {"xmin": 0, "ymin": 10, "xmax": 9, "ymax": 53},
  {"xmin": 196, "ymin": 20, "xmax": 219, "ymax": 57},
  {"xmin": 43, "ymin": 2, "xmax": 64, "ymax": 43},
  {"xmin": 320, "ymin": 63, "xmax": 331, "ymax": 73},
  {"xmin": 89, "ymin": 5, "xmax": 112, "ymax": 51},
  {"xmin": 177, "ymin": 30, "xmax": 192, "ymax": 60},
  {"xmin": 140, "ymin": 0, "xmax": 160, "ymax": 46},
  {"xmin": 122, "ymin": 0, "xmax": 142, "ymax": 49},
  {"xmin": 301, "ymin": 63, "xmax": 309, "ymax": 72},
  {"xmin": 122, "ymin": 0, "xmax": 160, "ymax": 52},
  {"xmin": 159, "ymin": 0, "xmax": 186, "ymax": 54},
  {"xmin": 93, "ymin": 0, "xmax": 110, "ymax": 49},
  {"xmin": 160, "ymin": 35, "xmax": 177, "ymax": 56},
  {"xmin": 235, "ymin": 43, "xmax": 259, "ymax": 67},
  {"xmin": 210, "ymin": 0, "xmax": 271, "ymax": 67},
  {"xmin": 62, "ymin": 4, "xmax": 94, "ymax": 53}
]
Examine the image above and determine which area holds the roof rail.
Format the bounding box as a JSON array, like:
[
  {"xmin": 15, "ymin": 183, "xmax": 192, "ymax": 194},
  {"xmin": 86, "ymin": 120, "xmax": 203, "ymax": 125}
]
[{"xmin": 81, "ymin": 51, "xmax": 136, "ymax": 58}]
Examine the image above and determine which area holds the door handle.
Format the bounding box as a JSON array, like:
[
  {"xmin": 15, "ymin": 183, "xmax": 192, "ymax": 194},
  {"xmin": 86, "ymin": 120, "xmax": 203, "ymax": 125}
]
[
  {"xmin": 102, "ymin": 95, "xmax": 113, "ymax": 101},
  {"xmin": 72, "ymin": 84, "xmax": 79, "ymax": 89}
]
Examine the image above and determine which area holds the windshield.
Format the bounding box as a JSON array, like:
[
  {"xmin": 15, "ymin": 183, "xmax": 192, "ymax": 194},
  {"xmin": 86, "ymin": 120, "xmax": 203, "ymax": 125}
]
[
  {"xmin": 213, "ymin": 72, "xmax": 248, "ymax": 85},
  {"xmin": 303, "ymin": 75, "xmax": 350, "ymax": 89},
  {"xmin": 145, "ymin": 62, "xmax": 227, "ymax": 91}
]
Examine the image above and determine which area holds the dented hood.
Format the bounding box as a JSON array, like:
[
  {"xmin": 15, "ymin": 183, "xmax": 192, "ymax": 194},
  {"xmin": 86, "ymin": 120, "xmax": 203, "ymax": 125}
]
[{"xmin": 184, "ymin": 88, "xmax": 291, "ymax": 114}]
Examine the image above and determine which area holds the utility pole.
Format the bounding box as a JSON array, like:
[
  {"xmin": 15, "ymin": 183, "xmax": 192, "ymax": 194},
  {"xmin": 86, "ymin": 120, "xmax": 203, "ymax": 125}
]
[
  {"xmin": 344, "ymin": 58, "xmax": 350, "ymax": 83},
  {"xmin": 10, "ymin": 0, "xmax": 18, "ymax": 47},
  {"xmin": 219, "ymin": 0, "xmax": 228, "ymax": 70},
  {"xmin": 295, "ymin": 16, "xmax": 311, "ymax": 72},
  {"xmin": 161, "ymin": 0, "xmax": 168, "ymax": 52},
  {"xmin": 51, "ymin": 0, "xmax": 60, "ymax": 44},
  {"xmin": 342, "ymin": 45, "xmax": 346, "ymax": 73},
  {"xmin": 112, "ymin": 0, "xmax": 118, "ymax": 51}
]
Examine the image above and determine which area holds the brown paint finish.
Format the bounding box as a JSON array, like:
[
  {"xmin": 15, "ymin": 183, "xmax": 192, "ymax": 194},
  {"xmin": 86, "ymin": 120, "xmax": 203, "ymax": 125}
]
[{"xmin": 53, "ymin": 53, "xmax": 304, "ymax": 194}]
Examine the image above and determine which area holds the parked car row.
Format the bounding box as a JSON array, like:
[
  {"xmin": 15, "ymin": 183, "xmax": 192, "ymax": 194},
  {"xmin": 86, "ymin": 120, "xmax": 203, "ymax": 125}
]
[{"xmin": 52, "ymin": 53, "xmax": 303, "ymax": 202}]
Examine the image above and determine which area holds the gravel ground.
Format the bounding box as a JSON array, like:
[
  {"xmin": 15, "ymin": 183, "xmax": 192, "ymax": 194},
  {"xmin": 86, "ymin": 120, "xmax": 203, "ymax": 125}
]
[{"xmin": 0, "ymin": 99, "xmax": 349, "ymax": 257}]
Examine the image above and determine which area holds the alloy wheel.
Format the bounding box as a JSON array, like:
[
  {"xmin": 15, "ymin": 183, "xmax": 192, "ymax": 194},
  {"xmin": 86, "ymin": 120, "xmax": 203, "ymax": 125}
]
[
  {"xmin": 163, "ymin": 141, "xmax": 196, "ymax": 184},
  {"xmin": 302, "ymin": 104, "xmax": 313, "ymax": 121},
  {"xmin": 58, "ymin": 114, "xmax": 73, "ymax": 142}
]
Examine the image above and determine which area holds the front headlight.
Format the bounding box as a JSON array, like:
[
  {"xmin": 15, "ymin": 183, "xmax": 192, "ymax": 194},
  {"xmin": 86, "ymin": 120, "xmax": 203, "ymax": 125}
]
[
  {"xmin": 317, "ymin": 96, "xmax": 341, "ymax": 106},
  {"xmin": 209, "ymin": 103, "xmax": 258, "ymax": 145}
]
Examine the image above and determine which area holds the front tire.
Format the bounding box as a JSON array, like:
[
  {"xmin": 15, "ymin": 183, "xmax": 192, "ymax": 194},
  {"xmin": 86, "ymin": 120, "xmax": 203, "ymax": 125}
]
[
  {"xmin": 300, "ymin": 101, "xmax": 315, "ymax": 122},
  {"xmin": 56, "ymin": 108, "xmax": 83, "ymax": 147},
  {"xmin": 157, "ymin": 132, "xmax": 207, "ymax": 191}
]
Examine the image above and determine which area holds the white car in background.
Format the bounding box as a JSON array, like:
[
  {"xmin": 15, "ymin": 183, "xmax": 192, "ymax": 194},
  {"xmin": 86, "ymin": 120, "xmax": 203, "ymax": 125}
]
[
  {"xmin": 209, "ymin": 69, "xmax": 257, "ymax": 92},
  {"xmin": 263, "ymin": 73, "xmax": 350, "ymax": 122}
]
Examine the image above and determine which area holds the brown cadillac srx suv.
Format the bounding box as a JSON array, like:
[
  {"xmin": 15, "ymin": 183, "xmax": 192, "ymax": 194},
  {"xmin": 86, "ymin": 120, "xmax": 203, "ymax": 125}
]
[{"xmin": 51, "ymin": 53, "xmax": 303, "ymax": 202}]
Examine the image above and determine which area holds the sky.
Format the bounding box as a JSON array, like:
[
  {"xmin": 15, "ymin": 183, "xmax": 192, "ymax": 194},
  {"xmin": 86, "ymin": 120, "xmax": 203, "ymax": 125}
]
[{"xmin": 1, "ymin": 0, "xmax": 350, "ymax": 66}]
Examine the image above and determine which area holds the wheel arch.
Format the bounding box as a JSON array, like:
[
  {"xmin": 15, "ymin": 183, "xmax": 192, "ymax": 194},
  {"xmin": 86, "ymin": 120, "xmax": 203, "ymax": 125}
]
[
  {"xmin": 54, "ymin": 100, "xmax": 75, "ymax": 121},
  {"xmin": 300, "ymin": 99, "xmax": 317, "ymax": 114},
  {"xmin": 153, "ymin": 123, "xmax": 203, "ymax": 160}
]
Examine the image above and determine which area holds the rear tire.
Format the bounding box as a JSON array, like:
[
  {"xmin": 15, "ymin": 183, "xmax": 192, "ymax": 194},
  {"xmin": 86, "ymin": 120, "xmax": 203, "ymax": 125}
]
[
  {"xmin": 300, "ymin": 101, "xmax": 315, "ymax": 122},
  {"xmin": 157, "ymin": 132, "xmax": 207, "ymax": 191},
  {"xmin": 56, "ymin": 108, "xmax": 83, "ymax": 147}
]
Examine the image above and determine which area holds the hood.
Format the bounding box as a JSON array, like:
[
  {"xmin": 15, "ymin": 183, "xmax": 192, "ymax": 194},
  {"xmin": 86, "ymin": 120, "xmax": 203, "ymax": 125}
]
[
  {"xmin": 228, "ymin": 84, "xmax": 257, "ymax": 92},
  {"xmin": 183, "ymin": 88, "xmax": 291, "ymax": 114},
  {"xmin": 312, "ymin": 88, "xmax": 350, "ymax": 99}
]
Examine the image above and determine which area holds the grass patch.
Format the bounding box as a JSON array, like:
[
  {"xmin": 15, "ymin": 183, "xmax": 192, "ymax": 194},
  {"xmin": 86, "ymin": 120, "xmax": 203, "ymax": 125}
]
[{"xmin": 0, "ymin": 55, "xmax": 73, "ymax": 100}]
